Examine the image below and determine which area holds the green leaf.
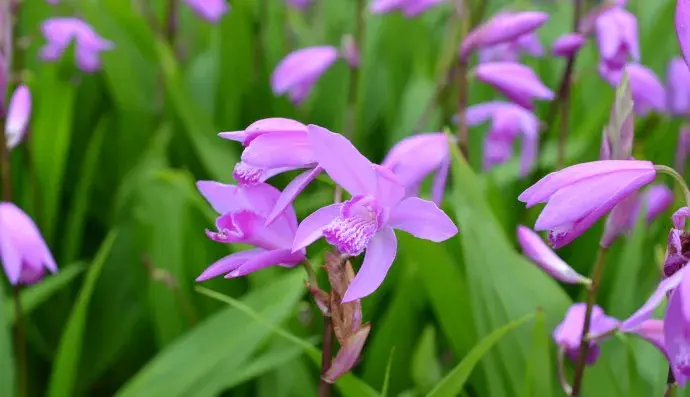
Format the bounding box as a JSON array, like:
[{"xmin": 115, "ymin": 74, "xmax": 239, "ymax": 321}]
[
  {"xmin": 381, "ymin": 348, "xmax": 396, "ymax": 397},
  {"xmin": 4, "ymin": 264, "xmax": 85, "ymax": 324},
  {"xmin": 519, "ymin": 309, "xmax": 554, "ymax": 397},
  {"xmin": 47, "ymin": 231, "xmax": 118, "ymax": 397},
  {"xmin": 194, "ymin": 285, "xmax": 379, "ymax": 397},
  {"xmin": 0, "ymin": 280, "xmax": 14, "ymax": 397},
  {"xmin": 117, "ymin": 272, "xmax": 306, "ymax": 397},
  {"xmin": 412, "ymin": 326, "xmax": 443, "ymax": 393},
  {"xmin": 426, "ymin": 313, "xmax": 534, "ymax": 397},
  {"xmin": 449, "ymin": 143, "xmax": 570, "ymax": 395}
]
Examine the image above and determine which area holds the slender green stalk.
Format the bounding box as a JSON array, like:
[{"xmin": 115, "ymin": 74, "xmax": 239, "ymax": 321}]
[
  {"xmin": 455, "ymin": 0, "xmax": 471, "ymax": 158},
  {"xmin": 302, "ymin": 259, "xmax": 317, "ymax": 287},
  {"xmin": 655, "ymin": 165, "xmax": 690, "ymax": 209},
  {"xmin": 570, "ymin": 246, "xmax": 608, "ymax": 396},
  {"xmin": 317, "ymin": 314, "xmax": 334, "ymax": 397},
  {"xmin": 665, "ymin": 367, "xmax": 676, "ymax": 397},
  {"xmin": 12, "ymin": 286, "xmax": 26, "ymax": 397}
]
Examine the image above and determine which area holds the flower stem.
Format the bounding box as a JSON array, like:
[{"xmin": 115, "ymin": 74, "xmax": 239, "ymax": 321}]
[
  {"xmin": 302, "ymin": 259, "xmax": 317, "ymax": 287},
  {"xmin": 665, "ymin": 367, "xmax": 676, "ymax": 397},
  {"xmin": 455, "ymin": 1, "xmax": 471, "ymax": 159},
  {"xmin": 343, "ymin": 0, "xmax": 364, "ymax": 141},
  {"xmin": 655, "ymin": 165, "xmax": 690, "ymax": 210},
  {"xmin": 12, "ymin": 286, "xmax": 27, "ymax": 397},
  {"xmin": 552, "ymin": 0, "xmax": 582, "ymax": 169},
  {"xmin": 557, "ymin": 348, "xmax": 573, "ymax": 396},
  {"xmin": 317, "ymin": 314, "xmax": 334, "ymax": 397},
  {"xmin": 570, "ymin": 245, "xmax": 608, "ymax": 396}
]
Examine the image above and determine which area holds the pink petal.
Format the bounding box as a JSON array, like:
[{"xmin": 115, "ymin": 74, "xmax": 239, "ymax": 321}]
[
  {"xmin": 196, "ymin": 249, "xmax": 263, "ymax": 281},
  {"xmin": 664, "ymin": 269, "xmax": 690, "ymax": 385},
  {"xmin": 271, "ymin": 46, "xmax": 338, "ymax": 96},
  {"xmin": 292, "ymin": 203, "xmax": 342, "ymax": 252},
  {"xmin": 460, "ymin": 11, "xmax": 549, "ymax": 59},
  {"xmin": 370, "ymin": 0, "xmax": 405, "ymax": 14},
  {"xmin": 674, "ymin": 207, "xmax": 690, "ymax": 230},
  {"xmin": 373, "ymin": 165, "xmax": 406, "ymax": 208},
  {"xmin": 388, "ymin": 197, "xmax": 458, "ymax": 242},
  {"xmin": 552, "ymin": 33, "xmax": 586, "ymax": 57},
  {"xmin": 621, "ymin": 268, "xmax": 686, "ymax": 331},
  {"xmin": 182, "ymin": 0, "xmax": 229, "ymax": 23},
  {"xmin": 196, "ymin": 181, "xmax": 244, "ymax": 214},
  {"xmin": 226, "ymin": 249, "xmax": 304, "ymax": 278},
  {"xmin": 342, "ymin": 227, "xmax": 397, "ymax": 302},
  {"xmin": 431, "ymin": 157, "xmax": 450, "ymax": 205},
  {"xmin": 219, "ymin": 118, "xmax": 308, "ymax": 146},
  {"xmin": 516, "ymin": 226, "xmax": 588, "ymax": 284},
  {"xmin": 475, "ymin": 62, "xmax": 554, "ymax": 109},
  {"xmin": 307, "ymin": 124, "xmax": 377, "ymax": 196},
  {"xmin": 677, "ymin": 0, "xmax": 690, "ymax": 70},
  {"xmin": 629, "ymin": 319, "xmax": 667, "ymax": 358},
  {"xmin": 265, "ymin": 167, "xmax": 323, "ymax": 226},
  {"xmin": 5, "ymin": 85, "xmax": 31, "ymax": 150},
  {"xmin": 241, "ymin": 131, "xmax": 315, "ymax": 168}
]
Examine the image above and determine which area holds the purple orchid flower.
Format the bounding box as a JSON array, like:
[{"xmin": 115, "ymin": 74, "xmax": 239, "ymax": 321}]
[
  {"xmin": 0, "ymin": 202, "xmax": 58, "ymax": 285},
  {"xmin": 554, "ymin": 304, "xmax": 620, "ymax": 364},
  {"xmin": 182, "ymin": 0, "xmax": 229, "ymax": 22},
  {"xmin": 381, "ymin": 133, "xmax": 450, "ymax": 205},
  {"xmin": 663, "ymin": 207, "xmax": 690, "ymax": 278},
  {"xmin": 676, "ymin": 126, "xmax": 690, "ymax": 175},
  {"xmin": 601, "ymin": 64, "xmax": 666, "ymax": 115},
  {"xmin": 5, "ymin": 85, "xmax": 30, "ymax": 150},
  {"xmin": 595, "ymin": 6, "xmax": 640, "ymax": 73},
  {"xmin": 465, "ymin": 101, "xmax": 540, "ymax": 175},
  {"xmin": 218, "ymin": 118, "xmax": 323, "ymax": 224},
  {"xmin": 517, "ymin": 226, "xmax": 590, "ymax": 285},
  {"xmin": 40, "ymin": 18, "xmax": 114, "ymax": 72},
  {"xmin": 478, "ymin": 32, "xmax": 544, "ymax": 63},
  {"xmin": 519, "ymin": 160, "xmax": 657, "ymax": 248},
  {"xmin": 665, "ymin": 267, "xmax": 690, "ymax": 385},
  {"xmin": 292, "ymin": 126, "xmax": 458, "ymax": 302},
  {"xmin": 271, "ymin": 46, "xmax": 339, "ymax": 105},
  {"xmin": 370, "ymin": 0, "xmax": 445, "ymax": 17},
  {"xmin": 460, "ymin": 11, "xmax": 549, "ymax": 60},
  {"xmin": 286, "ymin": 0, "xmax": 312, "ymax": 10},
  {"xmin": 195, "ymin": 182, "xmax": 306, "ymax": 281},
  {"xmin": 677, "ymin": 0, "xmax": 690, "ymax": 69},
  {"xmin": 667, "ymin": 57, "xmax": 690, "ymax": 116},
  {"xmin": 474, "ymin": 62, "xmax": 554, "ymax": 110},
  {"xmin": 552, "ymin": 33, "xmax": 586, "ymax": 57},
  {"xmin": 555, "ymin": 304, "xmax": 665, "ymax": 366}
]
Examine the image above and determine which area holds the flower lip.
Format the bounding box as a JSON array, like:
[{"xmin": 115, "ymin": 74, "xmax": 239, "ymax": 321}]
[{"xmin": 323, "ymin": 195, "xmax": 384, "ymax": 256}]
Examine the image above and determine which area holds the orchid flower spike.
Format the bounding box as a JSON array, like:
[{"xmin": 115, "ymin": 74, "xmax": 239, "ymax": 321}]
[
  {"xmin": 195, "ymin": 182, "xmax": 306, "ymax": 281},
  {"xmin": 292, "ymin": 125, "xmax": 458, "ymax": 301},
  {"xmin": 475, "ymin": 62, "xmax": 554, "ymax": 110},
  {"xmin": 0, "ymin": 202, "xmax": 58, "ymax": 285},
  {"xmin": 5, "ymin": 85, "xmax": 31, "ymax": 150},
  {"xmin": 219, "ymin": 118, "xmax": 324, "ymax": 224},
  {"xmin": 465, "ymin": 101, "xmax": 540, "ymax": 175},
  {"xmin": 460, "ymin": 11, "xmax": 549, "ymax": 60},
  {"xmin": 517, "ymin": 226, "xmax": 590, "ymax": 284},
  {"xmin": 552, "ymin": 33, "xmax": 587, "ymax": 58},
  {"xmin": 382, "ymin": 133, "xmax": 451, "ymax": 205},
  {"xmin": 519, "ymin": 160, "xmax": 657, "ymax": 248},
  {"xmin": 40, "ymin": 18, "xmax": 114, "ymax": 72},
  {"xmin": 271, "ymin": 46, "xmax": 339, "ymax": 105},
  {"xmin": 370, "ymin": 0, "xmax": 445, "ymax": 17},
  {"xmin": 182, "ymin": 0, "xmax": 229, "ymax": 22},
  {"xmin": 667, "ymin": 57, "xmax": 690, "ymax": 116},
  {"xmin": 595, "ymin": 6, "xmax": 640, "ymax": 73}
]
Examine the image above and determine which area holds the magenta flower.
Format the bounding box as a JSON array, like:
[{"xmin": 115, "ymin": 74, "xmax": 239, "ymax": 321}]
[
  {"xmin": 195, "ymin": 182, "xmax": 306, "ymax": 281},
  {"xmin": 0, "ymin": 202, "xmax": 57, "ymax": 285},
  {"xmin": 5, "ymin": 85, "xmax": 31, "ymax": 150},
  {"xmin": 621, "ymin": 268, "xmax": 686, "ymax": 332},
  {"xmin": 474, "ymin": 62, "xmax": 554, "ymax": 110},
  {"xmin": 595, "ymin": 6, "xmax": 640, "ymax": 72},
  {"xmin": 663, "ymin": 207, "xmax": 690, "ymax": 278},
  {"xmin": 519, "ymin": 160, "xmax": 657, "ymax": 248},
  {"xmin": 677, "ymin": 0, "xmax": 690, "ymax": 69},
  {"xmin": 182, "ymin": 0, "xmax": 229, "ymax": 22},
  {"xmin": 286, "ymin": 0, "xmax": 312, "ymax": 10},
  {"xmin": 676, "ymin": 126, "xmax": 690, "ymax": 174},
  {"xmin": 218, "ymin": 118, "xmax": 322, "ymax": 223},
  {"xmin": 40, "ymin": 18, "xmax": 114, "ymax": 72},
  {"xmin": 667, "ymin": 57, "xmax": 690, "ymax": 116},
  {"xmin": 460, "ymin": 11, "xmax": 549, "ymax": 60},
  {"xmin": 370, "ymin": 0, "xmax": 445, "ymax": 17},
  {"xmin": 465, "ymin": 101, "xmax": 540, "ymax": 175},
  {"xmin": 292, "ymin": 126, "xmax": 457, "ymax": 301},
  {"xmin": 382, "ymin": 133, "xmax": 450, "ymax": 205},
  {"xmin": 552, "ymin": 33, "xmax": 586, "ymax": 57},
  {"xmin": 271, "ymin": 46, "xmax": 339, "ymax": 105},
  {"xmin": 553, "ymin": 304, "xmax": 619, "ymax": 364},
  {"xmin": 517, "ymin": 226, "xmax": 589, "ymax": 285},
  {"xmin": 601, "ymin": 64, "xmax": 666, "ymax": 115},
  {"xmin": 478, "ymin": 32, "xmax": 544, "ymax": 63},
  {"xmin": 665, "ymin": 268, "xmax": 690, "ymax": 385}
]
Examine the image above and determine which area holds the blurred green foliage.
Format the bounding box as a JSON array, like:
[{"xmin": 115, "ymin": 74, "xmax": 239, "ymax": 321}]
[{"xmin": 0, "ymin": 0, "xmax": 685, "ymax": 396}]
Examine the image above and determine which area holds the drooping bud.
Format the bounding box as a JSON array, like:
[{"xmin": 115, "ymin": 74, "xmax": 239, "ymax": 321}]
[{"xmin": 340, "ymin": 35, "xmax": 360, "ymax": 68}]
